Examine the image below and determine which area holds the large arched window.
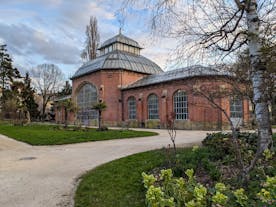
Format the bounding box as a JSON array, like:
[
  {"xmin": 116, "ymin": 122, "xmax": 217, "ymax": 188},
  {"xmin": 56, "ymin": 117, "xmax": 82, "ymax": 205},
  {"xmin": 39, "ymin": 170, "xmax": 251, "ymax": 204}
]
[
  {"xmin": 230, "ymin": 97, "xmax": 243, "ymax": 118},
  {"xmin": 148, "ymin": 94, "xmax": 159, "ymax": 119},
  {"xmin": 76, "ymin": 83, "xmax": 98, "ymax": 123},
  {"xmin": 174, "ymin": 90, "xmax": 188, "ymax": 120},
  {"xmin": 128, "ymin": 96, "xmax": 136, "ymax": 119}
]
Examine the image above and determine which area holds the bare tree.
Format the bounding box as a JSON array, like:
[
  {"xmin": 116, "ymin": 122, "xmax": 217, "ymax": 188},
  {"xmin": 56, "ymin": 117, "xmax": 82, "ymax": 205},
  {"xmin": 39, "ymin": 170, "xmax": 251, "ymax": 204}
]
[
  {"xmin": 233, "ymin": 45, "xmax": 276, "ymax": 125},
  {"xmin": 30, "ymin": 64, "xmax": 64, "ymax": 121},
  {"xmin": 123, "ymin": 0, "xmax": 275, "ymax": 166},
  {"xmin": 167, "ymin": 112, "xmax": 177, "ymax": 158},
  {"xmin": 82, "ymin": 16, "xmax": 100, "ymax": 61},
  {"xmin": 191, "ymin": 77, "xmax": 248, "ymax": 178}
]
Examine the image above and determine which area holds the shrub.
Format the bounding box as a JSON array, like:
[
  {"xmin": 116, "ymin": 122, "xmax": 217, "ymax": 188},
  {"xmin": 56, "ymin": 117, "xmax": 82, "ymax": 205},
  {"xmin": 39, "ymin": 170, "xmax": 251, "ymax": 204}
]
[{"xmin": 142, "ymin": 169, "xmax": 276, "ymax": 207}]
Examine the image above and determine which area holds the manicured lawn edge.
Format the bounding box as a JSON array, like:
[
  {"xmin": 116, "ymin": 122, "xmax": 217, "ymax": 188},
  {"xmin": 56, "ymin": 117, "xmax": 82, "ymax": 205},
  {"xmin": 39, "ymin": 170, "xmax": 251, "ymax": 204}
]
[
  {"xmin": 0, "ymin": 124, "xmax": 158, "ymax": 145},
  {"xmin": 74, "ymin": 149, "xmax": 168, "ymax": 207},
  {"xmin": 74, "ymin": 133, "xmax": 276, "ymax": 207}
]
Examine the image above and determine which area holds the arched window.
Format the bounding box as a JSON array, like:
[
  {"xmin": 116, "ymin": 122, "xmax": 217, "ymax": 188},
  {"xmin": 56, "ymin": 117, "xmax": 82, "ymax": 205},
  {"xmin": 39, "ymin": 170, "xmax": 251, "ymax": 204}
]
[
  {"xmin": 76, "ymin": 83, "xmax": 98, "ymax": 123},
  {"xmin": 128, "ymin": 96, "xmax": 136, "ymax": 119},
  {"xmin": 148, "ymin": 94, "xmax": 159, "ymax": 119},
  {"xmin": 174, "ymin": 90, "xmax": 188, "ymax": 120},
  {"xmin": 230, "ymin": 97, "xmax": 243, "ymax": 118}
]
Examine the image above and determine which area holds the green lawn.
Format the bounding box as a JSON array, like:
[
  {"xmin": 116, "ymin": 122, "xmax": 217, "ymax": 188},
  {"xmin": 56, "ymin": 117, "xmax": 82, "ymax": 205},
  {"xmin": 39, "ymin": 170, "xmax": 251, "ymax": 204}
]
[
  {"xmin": 0, "ymin": 124, "xmax": 158, "ymax": 145},
  {"xmin": 74, "ymin": 148, "xmax": 203, "ymax": 207},
  {"xmin": 74, "ymin": 133, "xmax": 276, "ymax": 207},
  {"xmin": 74, "ymin": 150, "xmax": 167, "ymax": 207}
]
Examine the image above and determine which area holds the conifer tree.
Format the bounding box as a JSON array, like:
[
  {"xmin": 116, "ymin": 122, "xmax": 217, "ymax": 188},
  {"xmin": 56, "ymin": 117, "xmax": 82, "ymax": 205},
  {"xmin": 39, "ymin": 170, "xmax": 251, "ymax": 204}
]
[
  {"xmin": 0, "ymin": 44, "xmax": 20, "ymax": 104},
  {"xmin": 58, "ymin": 81, "xmax": 72, "ymax": 97},
  {"xmin": 21, "ymin": 72, "xmax": 39, "ymax": 120}
]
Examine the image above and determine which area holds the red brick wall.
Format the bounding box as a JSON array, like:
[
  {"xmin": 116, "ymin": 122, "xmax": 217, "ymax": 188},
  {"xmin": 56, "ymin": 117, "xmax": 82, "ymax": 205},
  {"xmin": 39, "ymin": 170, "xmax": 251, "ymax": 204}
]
[
  {"xmin": 72, "ymin": 69, "xmax": 146, "ymax": 125},
  {"xmin": 70, "ymin": 70, "xmax": 250, "ymax": 129},
  {"xmin": 122, "ymin": 77, "xmax": 250, "ymax": 129},
  {"xmin": 55, "ymin": 106, "xmax": 75, "ymax": 124}
]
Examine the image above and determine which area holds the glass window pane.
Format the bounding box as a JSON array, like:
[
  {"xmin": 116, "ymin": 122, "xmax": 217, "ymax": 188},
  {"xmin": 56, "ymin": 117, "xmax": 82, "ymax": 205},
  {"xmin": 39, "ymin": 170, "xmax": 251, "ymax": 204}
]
[
  {"xmin": 76, "ymin": 84, "xmax": 98, "ymax": 124},
  {"xmin": 128, "ymin": 97, "xmax": 136, "ymax": 119},
  {"xmin": 173, "ymin": 90, "xmax": 188, "ymax": 120},
  {"xmin": 230, "ymin": 98, "xmax": 243, "ymax": 118},
  {"xmin": 148, "ymin": 94, "xmax": 159, "ymax": 119}
]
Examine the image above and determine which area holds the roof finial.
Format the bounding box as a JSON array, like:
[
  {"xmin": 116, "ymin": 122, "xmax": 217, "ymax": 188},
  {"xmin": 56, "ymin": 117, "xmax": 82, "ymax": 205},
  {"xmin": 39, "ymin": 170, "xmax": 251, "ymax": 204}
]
[{"xmin": 119, "ymin": 27, "xmax": 122, "ymax": 35}]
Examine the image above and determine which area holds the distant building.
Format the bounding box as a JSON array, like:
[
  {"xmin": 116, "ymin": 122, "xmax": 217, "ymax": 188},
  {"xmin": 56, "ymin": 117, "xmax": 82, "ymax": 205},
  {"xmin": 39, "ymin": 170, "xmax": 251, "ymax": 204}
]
[{"xmin": 55, "ymin": 32, "xmax": 250, "ymax": 130}]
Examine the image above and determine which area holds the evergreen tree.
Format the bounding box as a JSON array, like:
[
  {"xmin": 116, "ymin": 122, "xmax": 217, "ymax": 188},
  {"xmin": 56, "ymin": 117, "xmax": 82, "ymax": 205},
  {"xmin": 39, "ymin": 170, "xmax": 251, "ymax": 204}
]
[
  {"xmin": 58, "ymin": 81, "xmax": 72, "ymax": 97},
  {"xmin": 21, "ymin": 72, "xmax": 39, "ymax": 120},
  {"xmin": 0, "ymin": 44, "xmax": 20, "ymax": 104}
]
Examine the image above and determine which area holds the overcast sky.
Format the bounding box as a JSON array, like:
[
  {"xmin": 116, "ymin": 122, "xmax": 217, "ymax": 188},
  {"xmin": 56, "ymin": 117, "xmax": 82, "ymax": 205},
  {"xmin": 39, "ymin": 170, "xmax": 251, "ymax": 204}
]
[{"xmin": 0, "ymin": 0, "xmax": 178, "ymax": 79}]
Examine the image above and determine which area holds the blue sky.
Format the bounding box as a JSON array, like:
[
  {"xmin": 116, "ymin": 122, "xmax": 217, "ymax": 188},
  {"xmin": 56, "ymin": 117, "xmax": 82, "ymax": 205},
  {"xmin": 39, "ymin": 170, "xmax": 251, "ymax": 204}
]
[{"xmin": 0, "ymin": 0, "xmax": 176, "ymax": 79}]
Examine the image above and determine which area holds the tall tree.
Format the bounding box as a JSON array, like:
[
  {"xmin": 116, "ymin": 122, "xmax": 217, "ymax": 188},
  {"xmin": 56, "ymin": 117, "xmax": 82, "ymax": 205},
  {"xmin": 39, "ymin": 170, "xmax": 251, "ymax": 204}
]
[
  {"xmin": 21, "ymin": 72, "xmax": 39, "ymax": 120},
  {"xmin": 0, "ymin": 44, "xmax": 20, "ymax": 104},
  {"xmin": 123, "ymin": 0, "xmax": 275, "ymax": 173},
  {"xmin": 30, "ymin": 64, "xmax": 64, "ymax": 120},
  {"xmin": 82, "ymin": 16, "xmax": 100, "ymax": 61},
  {"xmin": 58, "ymin": 80, "xmax": 72, "ymax": 97},
  {"xmin": 233, "ymin": 45, "xmax": 276, "ymax": 123}
]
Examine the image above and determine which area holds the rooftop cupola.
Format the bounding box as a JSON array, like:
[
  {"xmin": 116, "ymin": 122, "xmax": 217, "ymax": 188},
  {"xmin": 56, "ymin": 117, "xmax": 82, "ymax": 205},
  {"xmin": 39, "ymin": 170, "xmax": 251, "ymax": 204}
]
[
  {"xmin": 98, "ymin": 30, "xmax": 142, "ymax": 56},
  {"xmin": 71, "ymin": 32, "xmax": 163, "ymax": 79}
]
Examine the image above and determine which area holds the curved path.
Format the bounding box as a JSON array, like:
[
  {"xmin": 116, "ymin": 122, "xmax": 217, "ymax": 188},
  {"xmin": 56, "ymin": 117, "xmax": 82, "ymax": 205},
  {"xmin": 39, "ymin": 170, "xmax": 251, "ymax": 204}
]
[{"xmin": 0, "ymin": 128, "xmax": 211, "ymax": 207}]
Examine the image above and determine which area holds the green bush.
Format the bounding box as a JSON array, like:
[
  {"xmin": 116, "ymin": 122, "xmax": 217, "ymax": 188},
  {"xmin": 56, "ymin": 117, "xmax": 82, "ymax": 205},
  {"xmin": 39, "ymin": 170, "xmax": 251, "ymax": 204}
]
[{"xmin": 142, "ymin": 169, "xmax": 276, "ymax": 207}]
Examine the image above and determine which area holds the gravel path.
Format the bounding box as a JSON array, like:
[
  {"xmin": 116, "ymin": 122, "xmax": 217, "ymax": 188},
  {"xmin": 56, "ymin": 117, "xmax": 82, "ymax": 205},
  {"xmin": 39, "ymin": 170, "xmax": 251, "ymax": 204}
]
[{"xmin": 0, "ymin": 129, "xmax": 210, "ymax": 207}]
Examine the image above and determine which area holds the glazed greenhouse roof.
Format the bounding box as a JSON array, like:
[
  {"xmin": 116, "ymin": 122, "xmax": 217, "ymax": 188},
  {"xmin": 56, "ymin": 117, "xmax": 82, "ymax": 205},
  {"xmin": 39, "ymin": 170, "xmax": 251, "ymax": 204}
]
[
  {"xmin": 98, "ymin": 33, "xmax": 142, "ymax": 49},
  {"xmin": 71, "ymin": 50, "xmax": 163, "ymax": 79},
  {"xmin": 123, "ymin": 65, "xmax": 233, "ymax": 89}
]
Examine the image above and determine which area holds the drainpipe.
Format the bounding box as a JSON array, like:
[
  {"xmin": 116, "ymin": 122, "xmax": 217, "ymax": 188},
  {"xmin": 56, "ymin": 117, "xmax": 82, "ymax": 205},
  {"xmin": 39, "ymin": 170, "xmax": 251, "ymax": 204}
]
[{"xmin": 120, "ymin": 69, "xmax": 124, "ymax": 122}]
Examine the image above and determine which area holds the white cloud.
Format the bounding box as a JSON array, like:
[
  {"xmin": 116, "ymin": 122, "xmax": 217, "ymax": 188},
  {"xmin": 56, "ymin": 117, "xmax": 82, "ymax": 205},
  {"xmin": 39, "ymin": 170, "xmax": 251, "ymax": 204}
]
[{"xmin": 0, "ymin": 23, "xmax": 80, "ymax": 65}]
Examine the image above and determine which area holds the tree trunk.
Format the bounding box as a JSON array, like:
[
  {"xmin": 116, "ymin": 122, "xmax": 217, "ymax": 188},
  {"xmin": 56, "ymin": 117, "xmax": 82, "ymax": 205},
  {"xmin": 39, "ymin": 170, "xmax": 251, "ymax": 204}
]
[
  {"xmin": 98, "ymin": 110, "xmax": 102, "ymax": 129},
  {"xmin": 64, "ymin": 108, "xmax": 68, "ymax": 128},
  {"xmin": 246, "ymin": 1, "xmax": 272, "ymax": 154}
]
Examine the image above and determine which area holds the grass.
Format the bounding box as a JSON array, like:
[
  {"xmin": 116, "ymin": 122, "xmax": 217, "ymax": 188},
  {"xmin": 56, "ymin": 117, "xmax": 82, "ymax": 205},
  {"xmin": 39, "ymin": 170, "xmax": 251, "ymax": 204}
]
[
  {"xmin": 74, "ymin": 148, "xmax": 207, "ymax": 207},
  {"xmin": 74, "ymin": 150, "xmax": 167, "ymax": 207},
  {"xmin": 0, "ymin": 124, "xmax": 158, "ymax": 145},
  {"xmin": 74, "ymin": 133, "xmax": 276, "ymax": 207}
]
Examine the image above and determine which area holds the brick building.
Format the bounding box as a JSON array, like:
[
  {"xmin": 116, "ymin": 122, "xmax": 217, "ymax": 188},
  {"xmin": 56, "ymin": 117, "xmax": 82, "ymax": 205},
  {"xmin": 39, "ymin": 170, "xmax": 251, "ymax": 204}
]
[{"xmin": 56, "ymin": 32, "xmax": 250, "ymax": 130}]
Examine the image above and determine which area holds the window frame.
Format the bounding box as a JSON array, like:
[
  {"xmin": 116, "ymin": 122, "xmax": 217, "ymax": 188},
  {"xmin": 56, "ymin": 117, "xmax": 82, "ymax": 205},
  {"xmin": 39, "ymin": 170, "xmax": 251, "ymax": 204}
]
[
  {"xmin": 147, "ymin": 94, "xmax": 159, "ymax": 120},
  {"xmin": 230, "ymin": 97, "xmax": 243, "ymax": 118},
  {"xmin": 76, "ymin": 83, "xmax": 98, "ymax": 122},
  {"xmin": 173, "ymin": 90, "xmax": 188, "ymax": 120},
  {"xmin": 127, "ymin": 96, "xmax": 137, "ymax": 120}
]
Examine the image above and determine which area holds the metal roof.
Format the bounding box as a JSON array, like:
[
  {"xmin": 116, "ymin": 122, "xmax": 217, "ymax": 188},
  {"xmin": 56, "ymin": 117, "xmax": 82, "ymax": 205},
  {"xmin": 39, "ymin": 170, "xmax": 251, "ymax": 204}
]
[
  {"xmin": 53, "ymin": 95, "xmax": 71, "ymax": 102},
  {"xmin": 98, "ymin": 33, "xmax": 142, "ymax": 49},
  {"xmin": 123, "ymin": 65, "xmax": 233, "ymax": 89},
  {"xmin": 71, "ymin": 50, "xmax": 163, "ymax": 79}
]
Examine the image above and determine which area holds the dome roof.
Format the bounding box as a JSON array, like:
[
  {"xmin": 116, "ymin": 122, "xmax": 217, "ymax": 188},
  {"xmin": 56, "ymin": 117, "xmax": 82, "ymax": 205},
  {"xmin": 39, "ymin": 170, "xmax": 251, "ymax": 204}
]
[
  {"xmin": 71, "ymin": 50, "xmax": 163, "ymax": 79},
  {"xmin": 98, "ymin": 33, "xmax": 142, "ymax": 49}
]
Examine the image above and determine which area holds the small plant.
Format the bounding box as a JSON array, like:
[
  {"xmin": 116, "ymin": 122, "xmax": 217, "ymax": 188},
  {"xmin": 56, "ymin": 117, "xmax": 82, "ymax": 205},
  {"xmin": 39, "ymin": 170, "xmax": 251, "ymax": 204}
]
[
  {"xmin": 233, "ymin": 188, "xmax": 248, "ymax": 206},
  {"xmin": 263, "ymin": 149, "xmax": 275, "ymax": 161},
  {"xmin": 142, "ymin": 168, "xmax": 276, "ymax": 207},
  {"xmin": 167, "ymin": 112, "xmax": 177, "ymax": 159},
  {"xmin": 92, "ymin": 101, "xmax": 107, "ymax": 131},
  {"xmin": 257, "ymin": 175, "xmax": 276, "ymax": 205}
]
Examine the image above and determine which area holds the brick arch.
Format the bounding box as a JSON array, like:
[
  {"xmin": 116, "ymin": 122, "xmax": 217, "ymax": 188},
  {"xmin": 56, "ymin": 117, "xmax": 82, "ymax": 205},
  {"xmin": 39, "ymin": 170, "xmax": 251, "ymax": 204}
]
[
  {"xmin": 74, "ymin": 81, "xmax": 99, "ymax": 97},
  {"xmin": 147, "ymin": 93, "xmax": 159, "ymax": 99},
  {"xmin": 127, "ymin": 95, "xmax": 136, "ymax": 101}
]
